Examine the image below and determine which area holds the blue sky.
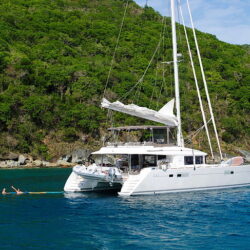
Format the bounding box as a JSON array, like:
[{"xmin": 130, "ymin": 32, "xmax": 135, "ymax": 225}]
[{"xmin": 134, "ymin": 0, "xmax": 250, "ymax": 45}]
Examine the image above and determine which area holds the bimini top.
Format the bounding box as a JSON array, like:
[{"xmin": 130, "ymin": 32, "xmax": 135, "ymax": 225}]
[
  {"xmin": 108, "ymin": 125, "xmax": 169, "ymax": 131},
  {"xmin": 101, "ymin": 98, "xmax": 178, "ymax": 127},
  {"xmin": 92, "ymin": 145, "xmax": 207, "ymax": 157}
]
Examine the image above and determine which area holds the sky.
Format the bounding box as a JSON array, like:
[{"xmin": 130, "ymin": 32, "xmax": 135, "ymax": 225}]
[{"xmin": 134, "ymin": 0, "xmax": 250, "ymax": 45}]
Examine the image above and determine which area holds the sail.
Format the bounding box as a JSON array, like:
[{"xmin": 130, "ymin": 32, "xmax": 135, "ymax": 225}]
[{"xmin": 101, "ymin": 98, "xmax": 178, "ymax": 127}]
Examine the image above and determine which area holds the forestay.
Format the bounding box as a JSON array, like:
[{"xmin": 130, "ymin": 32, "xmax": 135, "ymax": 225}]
[{"xmin": 101, "ymin": 98, "xmax": 178, "ymax": 127}]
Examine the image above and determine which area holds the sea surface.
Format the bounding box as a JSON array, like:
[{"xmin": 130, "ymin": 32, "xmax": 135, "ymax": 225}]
[{"xmin": 0, "ymin": 168, "xmax": 249, "ymax": 250}]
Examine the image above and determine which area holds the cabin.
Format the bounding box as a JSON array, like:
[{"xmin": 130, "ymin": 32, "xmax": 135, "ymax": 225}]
[{"xmin": 93, "ymin": 125, "xmax": 207, "ymax": 172}]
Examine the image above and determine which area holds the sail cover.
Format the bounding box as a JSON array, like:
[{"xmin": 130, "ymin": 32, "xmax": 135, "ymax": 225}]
[{"xmin": 101, "ymin": 98, "xmax": 178, "ymax": 127}]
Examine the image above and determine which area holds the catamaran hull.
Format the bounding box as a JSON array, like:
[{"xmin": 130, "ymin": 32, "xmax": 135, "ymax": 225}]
[
  {"xmin": 119, "ymin": 165, "xmax": 250, "ymax": 196},
  {"xmin": 64, "ymin": 172, "xmax": 122, "ymax": 192}
]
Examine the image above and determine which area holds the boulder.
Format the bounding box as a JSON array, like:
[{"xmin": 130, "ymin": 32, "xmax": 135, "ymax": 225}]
[
  {"xmin": 25, "ymin": 156, "xmax": 33, "ymax": 164},
  {"xmin": 0, "ymin": 161, "xmax": 7, "ymax": 168},
  {"xmin": 43, "ymin": 162, "xmax": 58, "ymax": 167},
  {"xmin": 33, "ymin": 160, "xmax": 43, "ymax": 167},
  {"xmin": 57, "ymin": 160, "xmax": 74, "ymax": 167},
  {"xmin": 60, "ymin": 154, "xmax": 72, "ymax": 163},
  {"xmin": 5, "ymin": 160, "xmax": 19, "ymax": 168},
  {"xmin": 71, "ymin": 149, "xmax": 91, "ymax": 164},
  {"xmin": 18, "ymin": 155, "xmax": 27, "ymax": 165}
]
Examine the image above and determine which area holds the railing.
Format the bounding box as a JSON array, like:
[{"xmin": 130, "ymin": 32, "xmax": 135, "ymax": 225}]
[{"xmin": 106, "ymin": 141, "xmax": 176, "ymax": 147}]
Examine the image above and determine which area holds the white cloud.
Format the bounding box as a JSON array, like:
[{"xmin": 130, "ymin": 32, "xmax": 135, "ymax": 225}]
[{"xmin": 134, "ymin": 0, "xmax": 250, "ymax": 44}]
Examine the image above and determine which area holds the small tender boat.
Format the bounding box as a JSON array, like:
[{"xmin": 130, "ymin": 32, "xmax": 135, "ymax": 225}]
[{"xmin": 64, "ymin": 164, "xmax": 123, "ymax": 192}]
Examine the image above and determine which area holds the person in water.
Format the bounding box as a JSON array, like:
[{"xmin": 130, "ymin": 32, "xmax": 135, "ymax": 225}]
[
  {"xmin": 2, "ymin": 188, "xmax": 9, "ymax": 195},
  {"xmin": 11, "ymin": 186, "xmax": 23, "ymax": 195}
]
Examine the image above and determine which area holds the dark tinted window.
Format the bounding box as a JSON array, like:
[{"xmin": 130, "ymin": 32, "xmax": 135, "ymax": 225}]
[
  {"xmin": 195, "ymin": 156, "xmax": 203, "ymax": 164},
  {"xmin": 143, "ymin": 155, "xmax": 156, "ymax": 167},
  {"xmin": 184, "ymin": 156, "xmax": 193, "ymax": 165},
  {"xmin": 169, "ymin": 174, "xmax": 173, "ymax": 177},
  {"xmin": 158, "ymin": 155, "xmax": 166, "ymax": 160}
]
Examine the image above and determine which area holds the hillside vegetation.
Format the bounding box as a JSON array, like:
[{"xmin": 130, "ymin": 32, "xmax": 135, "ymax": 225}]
[{"xmin": 0, "ymin": 0, "xmax": 249, "ymax": 159}]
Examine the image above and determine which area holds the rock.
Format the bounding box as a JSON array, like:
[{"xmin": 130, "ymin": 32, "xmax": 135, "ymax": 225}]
[
  {"xmin": 57, "ymin": 160, "xmax": 74, "ymax": 167},
  {"xmin": 25, "ymin": 156, "xmax": 33, "ymax": 164},
  {"xmin": 41, "ymin": 161, "xmax": 50, "ymax": 167},
  {"xmin": 71, "ymin": 149, "xmax": 91, "ymax": 164},
  {"xmin": 6, "ymin": 160, "xmax": 19, "ymax": 168},
  {"xmin": 60, "ymin": 154, "xmax": 72, "ymax": 163},
  {"xmin": 0, "ymin": 161, "xmax": 7, "ymax": 168},
  {"xmin": 18, "ymin": 155, "xmax": 27, "ymax": 165},
  {"xmin": 44, "ymin": 162, "xmax": 58, "ymax": 167},
  {"xmin": 0, "ymin": 152, "xmax": 19, "ymax": 161},
  {"xmin": 33, "ymin": 160, "xmax": 43, "ymax": 167},
  {"xmin": 25, "ymin": 162, "xmax": 34, "ymax": 168}
]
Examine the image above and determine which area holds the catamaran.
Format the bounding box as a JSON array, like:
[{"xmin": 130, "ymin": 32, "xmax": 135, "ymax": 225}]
[{"xmin": 64, "ymin": 0, "xmax": 250, "ymax": 195}]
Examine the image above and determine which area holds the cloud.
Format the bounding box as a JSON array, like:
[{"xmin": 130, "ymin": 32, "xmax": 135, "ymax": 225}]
[{"xmin": 134, "ymin": 0, "xmax": 250, "ymax": 44}]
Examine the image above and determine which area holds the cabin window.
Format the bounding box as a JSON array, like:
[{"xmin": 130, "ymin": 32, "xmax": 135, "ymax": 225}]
[
  {"xmin": 158, "ymin": 155, "xmax": 166, "ymax": 161},
  {"xmin": 184, "ymin": 156, "xmax": 193, "ymax": 165},
  {"xmin": 169, "ymin": 174, "xmax": 173, "ymax": 177},
  {"xmin": 143, "ymin": 155, "xmax": 156, "ymax": 167},
  {"xmin": 177, "ymin": 174, "xmax": 182, "ymax": 177},
  {"xmin": 195, "ymin": 156, "xmax": 203, "ymax": 164}
]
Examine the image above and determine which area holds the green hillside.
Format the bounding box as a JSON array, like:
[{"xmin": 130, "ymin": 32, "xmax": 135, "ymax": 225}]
[{"xmin": 0, "ymin": 0, "xmax": 249, "ymax": 159}]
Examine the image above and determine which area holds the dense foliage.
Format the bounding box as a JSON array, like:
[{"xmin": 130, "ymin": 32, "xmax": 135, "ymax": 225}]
[{"xmin": 0, "ymin": 0, "xmax": 249, "ymax": 159}]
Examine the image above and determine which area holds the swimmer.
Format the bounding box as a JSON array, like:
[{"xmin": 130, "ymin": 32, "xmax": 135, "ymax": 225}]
[
  {"xmin": 2, "ymin": 188, "xmax": 9, "ymax": 195},
  {"xmin": 11, "ymin": 186, "xmax": 23, "ymax": 195}
]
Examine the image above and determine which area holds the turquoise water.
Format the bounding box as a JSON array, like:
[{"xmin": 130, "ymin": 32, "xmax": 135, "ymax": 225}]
[{"xmin": 0, "ymin": 168, "xmax": 250, "ymax": 250}]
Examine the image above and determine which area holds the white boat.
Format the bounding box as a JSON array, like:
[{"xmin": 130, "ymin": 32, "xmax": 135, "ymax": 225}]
[
  {"xmin": 64, "ymin": 0, "xmax": 250, "ymax": 194},
  {"xmin": 64, "ymin": 164, "xmax": 123, "ymax": 192}
]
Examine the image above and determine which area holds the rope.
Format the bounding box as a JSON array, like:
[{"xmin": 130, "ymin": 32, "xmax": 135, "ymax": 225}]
[{"xmin": 103, "ymin": 0, "xmax": 129, "ymax": 99}]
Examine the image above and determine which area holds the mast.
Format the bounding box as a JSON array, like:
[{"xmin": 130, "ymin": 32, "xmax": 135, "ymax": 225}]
[{"xmin": 171, "ymin": 0, "xmax": 183, "ymax": 147}]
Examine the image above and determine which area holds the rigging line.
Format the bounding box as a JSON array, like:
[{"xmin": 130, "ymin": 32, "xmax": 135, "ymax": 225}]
[
  {"xmin": 150, "ymin": 16, "xmax": 165, "ymax": 108},
  {"xmin": 188, "ymin": 118, "xmax": 212, "ymax": 139},
  {"xmin": 157, "ymin": 31, "xmax": 168, "ymax": 109},
  {"xmin": 185, "ymin": 118, "xmax": 212, "ymax": 144},
  {"xmin": 133, "ymin": 82, "xmax": 142, "ymax": 104},
  {"xmin": 156, "ymin": 16, "xmax": 168, "ymax": 109},
  {"xmin": 161, "ymin": 16, "xmax": 167, "ymax": 99},
  {"xmin": 186, "ymin": 0, "xmax": 223, "ymax": 160},
  {"xmin": 103, "ymin": 0, "xmax": 129, "ymax": 99},
  {"xmin": 119, "ymin": 37, "xmax": 162, "ymax": 102},
  {"xmin": 178, "ymin": 0, "xmax": 214, "ymax": 159},
  {"xmin": 176, "ymin": 0, "xmax": 185, "ymax": 57}
]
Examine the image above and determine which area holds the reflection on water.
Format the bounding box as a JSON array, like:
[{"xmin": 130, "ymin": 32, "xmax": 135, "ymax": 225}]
[{"xmin": 64, "ymin": 191, "xmax": 118, "ymax": 199}]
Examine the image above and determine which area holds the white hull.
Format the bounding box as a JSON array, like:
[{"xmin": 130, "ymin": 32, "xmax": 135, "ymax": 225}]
[{"xmin": 119, "ymin": 165, "xmax": 250, "ymax": 196}]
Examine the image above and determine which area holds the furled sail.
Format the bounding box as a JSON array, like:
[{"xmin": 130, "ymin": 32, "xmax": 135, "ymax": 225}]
[{"xmin": 101, "ymin": 98, "xmax": 178, "ymax": 127}]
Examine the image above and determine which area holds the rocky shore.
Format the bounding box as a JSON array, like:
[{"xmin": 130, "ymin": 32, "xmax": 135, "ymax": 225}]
[{"xmin": 0, "ymin": 149, "xmax": 92, "ymax": 169}]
